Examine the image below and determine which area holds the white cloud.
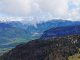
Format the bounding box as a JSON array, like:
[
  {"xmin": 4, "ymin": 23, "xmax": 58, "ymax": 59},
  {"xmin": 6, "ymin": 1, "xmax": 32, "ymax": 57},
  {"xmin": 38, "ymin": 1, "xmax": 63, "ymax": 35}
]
[
  {"xmin": 0, "ymin": 0, "xmax": 38, "ymax": 16},
  {"xmin": 38, "ymin": 0, "xmax": 68, "ymax": 18},
  {"xmin": 66, "ymin": 0, "xmax": 80, "ymax": 20},
  {"xmin": 68, "ymin": 8, "xmax": 80, "ymax": 20},
  {"xmin": 0, "ymin": 17, "xmax": 23, "ymax": 22},
  {"xmin": 0, "ymin": 0, "xmax": 80, "ymax": 23},
  {"xmin": 70, "ymin": 0, "xmax": 80, "ymax": 6},
  {"xmin": 37, "ymin": 0, "xmax": 80, "ymax": 20}
]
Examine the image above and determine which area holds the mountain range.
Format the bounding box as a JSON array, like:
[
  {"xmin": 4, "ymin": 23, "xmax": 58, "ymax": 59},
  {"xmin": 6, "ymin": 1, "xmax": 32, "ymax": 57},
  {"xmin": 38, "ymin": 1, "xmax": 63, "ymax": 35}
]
[
  {"xmin": 6, "ymin": 19, "xmax": 80, "ymax": 40},
  {"xmin": 0, "ymin": 19, "xmax": 80, "ymax": 54},
  {"xmin": 41, "ymin": 25, "xmax": 80, "ymax": 39},
  {"xmin": 0, "ymin": 30, "xmax": 80, "ymax": 60}
]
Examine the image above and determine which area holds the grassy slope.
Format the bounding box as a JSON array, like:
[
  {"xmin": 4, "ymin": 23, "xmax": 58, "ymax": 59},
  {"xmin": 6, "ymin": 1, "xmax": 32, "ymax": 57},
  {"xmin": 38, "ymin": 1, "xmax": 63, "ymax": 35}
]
[
  {"xmin": 68, "ymin": 54, "xmax": 80, "ymax": 60},
  {"xmin": 68, "ymin": 49, "xmax": 80, "ymax": 60}
]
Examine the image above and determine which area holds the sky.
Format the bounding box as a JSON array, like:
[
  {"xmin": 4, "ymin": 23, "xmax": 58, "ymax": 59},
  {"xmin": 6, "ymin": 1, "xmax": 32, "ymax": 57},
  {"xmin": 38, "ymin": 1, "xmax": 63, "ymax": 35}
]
[{"xmin": 0, "ymin": 0, "xmax": 80, "ymax": 24}]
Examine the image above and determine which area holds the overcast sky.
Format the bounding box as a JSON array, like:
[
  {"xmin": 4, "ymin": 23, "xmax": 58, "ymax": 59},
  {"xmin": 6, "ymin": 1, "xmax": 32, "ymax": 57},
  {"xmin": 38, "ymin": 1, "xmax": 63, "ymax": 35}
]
[{"xmin": 0, "ymin": 0, "xmax": 80, "ymax": 24}]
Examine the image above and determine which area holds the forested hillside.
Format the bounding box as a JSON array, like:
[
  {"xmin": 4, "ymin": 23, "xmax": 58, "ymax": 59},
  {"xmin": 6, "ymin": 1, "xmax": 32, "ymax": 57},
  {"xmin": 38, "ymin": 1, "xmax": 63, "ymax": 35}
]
[{"xmin": 0, "ymin": 35, "xmax": 80, "ymax": 60}]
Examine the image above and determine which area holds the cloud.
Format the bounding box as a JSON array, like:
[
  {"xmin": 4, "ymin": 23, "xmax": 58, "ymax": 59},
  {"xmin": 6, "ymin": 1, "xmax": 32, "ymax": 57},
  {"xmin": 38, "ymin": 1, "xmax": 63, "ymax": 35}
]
[
  {"xmin": 0, "ymin": 17, "xmax": 23, "ymax": 22},
  {"xmin": 0, "ymin": 0, "xmax": 80, "ymax": 23},
  {"xmin": 0, "ymin": 0, "xmax": 38, "ymax": 16},
  {"xmin": 38, "ymin": 0, "xmax": 68, "ymax": 18},
  {"xmin": 37, "ymin": 0, "xmax": 80, "ymax": 20},
  {"xmin": 65, "ymin": 0, "xmax": 80, "ymax": 20}
]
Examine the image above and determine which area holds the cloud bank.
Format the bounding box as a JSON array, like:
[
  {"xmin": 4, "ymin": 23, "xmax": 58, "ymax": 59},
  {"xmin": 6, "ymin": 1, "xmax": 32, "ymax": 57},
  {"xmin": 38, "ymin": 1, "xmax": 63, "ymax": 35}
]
[{"xmin": 0, "ymin": 0, "xmax": 80, "ymax": 24}]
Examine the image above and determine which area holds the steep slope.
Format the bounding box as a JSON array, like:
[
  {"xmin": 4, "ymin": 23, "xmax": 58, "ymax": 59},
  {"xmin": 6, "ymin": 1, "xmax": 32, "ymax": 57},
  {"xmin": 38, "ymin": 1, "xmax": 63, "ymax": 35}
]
[
  {"xmin": 41, "ymin": 25, "xmax": 80, "ymax": 39},
  {"xmin": 8, "ymin": 20, "xmax": 80, "ymax": 40},
  {"xmin": 0, "ymin": 23, "xmax": 12, "ymax": 28},
  {"xmin": 0, "ymin": 35, "xmax": 80, "ymax": 60},
  {"xmin": 9, "ymin": 20, "xmax": 80, "ymax": 33},
  {"xmin": 0, "ymin": 23, "xmax": 28, "ymax": 53},
  {"xmin": 1, "ymin": 20, "xmax": 80, "ymax": 55}
]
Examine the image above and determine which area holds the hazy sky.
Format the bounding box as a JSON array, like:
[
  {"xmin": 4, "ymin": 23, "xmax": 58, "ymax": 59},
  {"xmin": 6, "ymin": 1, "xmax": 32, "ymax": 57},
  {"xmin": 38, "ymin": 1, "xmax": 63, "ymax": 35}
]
[{"xmin": 0, "ymin": 0, "xmax": 80, "ymax": 24}]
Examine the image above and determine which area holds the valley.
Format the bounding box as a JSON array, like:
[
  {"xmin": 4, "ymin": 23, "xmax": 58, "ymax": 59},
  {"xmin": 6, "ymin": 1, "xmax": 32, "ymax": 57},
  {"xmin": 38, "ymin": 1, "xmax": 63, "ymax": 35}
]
[{"xmin": 1, "ymin": 20, "xmax": 80, "ymax": 60}]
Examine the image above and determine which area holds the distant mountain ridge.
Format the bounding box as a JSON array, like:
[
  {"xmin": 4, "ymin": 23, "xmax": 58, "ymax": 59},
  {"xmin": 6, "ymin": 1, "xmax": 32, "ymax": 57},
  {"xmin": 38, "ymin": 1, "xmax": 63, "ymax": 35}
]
[
  {"xmin": 41, "ymin": 25, "xmax": 80, "ymax": 39},
  {"xmin": 0, "ymin": 19, "xmax": 80, "ymax": 54},
  {"xmin": 1, "ymin": 20, "xmax": 80, "ymax": 60},
  {"xmin": 0, "ymin": 23, "xmax": 12, "ymax": 28}
]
